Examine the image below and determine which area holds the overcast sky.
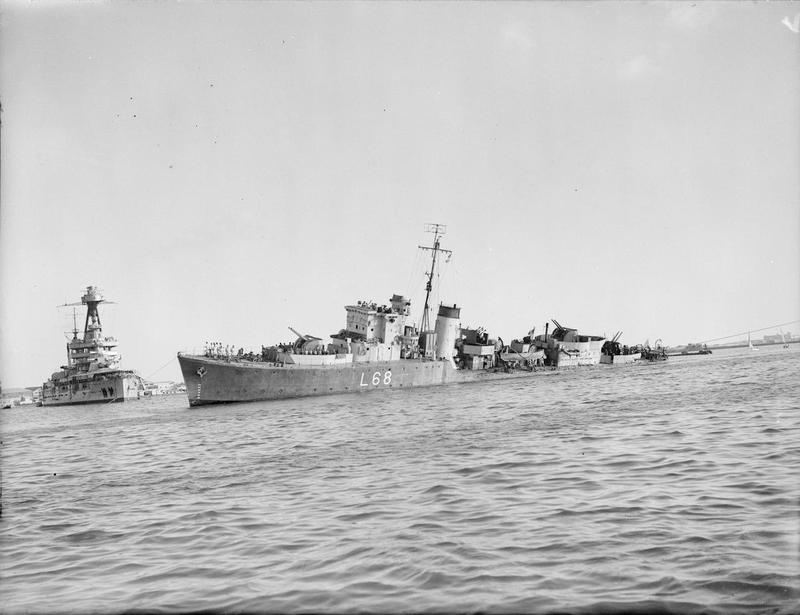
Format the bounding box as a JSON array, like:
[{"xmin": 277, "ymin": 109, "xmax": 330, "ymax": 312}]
[{"xmin": 1, "ymin": 1, "xmax": 798, "ymax": 387}]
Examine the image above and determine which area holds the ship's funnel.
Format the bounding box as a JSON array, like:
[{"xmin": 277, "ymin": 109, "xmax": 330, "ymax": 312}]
[{"xmin": 435, "ymin": 304, "xmax": 461, "ymax": 360}]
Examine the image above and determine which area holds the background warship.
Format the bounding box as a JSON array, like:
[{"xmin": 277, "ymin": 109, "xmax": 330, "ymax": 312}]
[
  {"xmin": 41, "ymin": 286, "xmax": 144, "ymax": 406},
  {"xmin": 178, "ymin": 225, "xmax": 607, "ymax": 406}
]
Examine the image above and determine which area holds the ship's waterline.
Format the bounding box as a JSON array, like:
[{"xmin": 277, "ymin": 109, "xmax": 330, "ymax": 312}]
[{"xmin": 177, "ymin": 352, "xmax": 562, "ymax": 406}]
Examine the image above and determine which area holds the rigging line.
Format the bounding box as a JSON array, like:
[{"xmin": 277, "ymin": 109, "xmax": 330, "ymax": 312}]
[
  {"xmin": 699, "ymin": 320, "xmax": 800, "ymax": 344},
  {"xmin": 434, "ymin": 252, "xmax": 452, "ymax": 304},
  {"xmin": 447, "ymin": 256, "xmax": 462, "ymax": 282},
  {"xmin": 435, "ymin": 266, "xmax": 441, "ymax": 312},
  {"xmin": 142, "ymin": 356, "xmax": 178, "ymax": 381},
  {"xmin": 403, "ymin": 250, "xmax": 424, "ymax": 299},
  {"xmin": 406, "ymin": 251, "xmax": 429, "ymax": 322},
  {"xmin": 436, "ymin": 259, "xmax": 452, "ymax": 307}
]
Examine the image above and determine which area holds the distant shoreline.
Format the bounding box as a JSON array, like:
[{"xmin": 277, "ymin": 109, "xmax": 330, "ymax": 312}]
[{"xmin": 670, "ymin": 340, "xmax": 799, "ymax": 353}]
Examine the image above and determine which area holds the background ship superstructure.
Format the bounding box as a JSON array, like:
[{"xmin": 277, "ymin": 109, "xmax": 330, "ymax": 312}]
[{"xmin": 41, "ymin": 286, "xmax": 143, "ymax": 406}]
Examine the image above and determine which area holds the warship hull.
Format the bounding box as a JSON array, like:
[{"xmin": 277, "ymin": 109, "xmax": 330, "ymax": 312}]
[
  {"xmin": 178, "ymin": 353, "xmax": 553, "ymax": 406},
  {"xmin": 41, "ymin": 371, "xmax": 143, "ymax": 406}
]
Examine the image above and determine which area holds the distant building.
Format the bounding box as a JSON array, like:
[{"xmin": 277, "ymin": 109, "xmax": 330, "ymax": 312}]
[
  {"xmin": 142, "ymin": 381, "xmax": 185, "ymax": 395},
  {"xmin": 1, "ymin": 388, "xmax": 37, "ymax": 407}
]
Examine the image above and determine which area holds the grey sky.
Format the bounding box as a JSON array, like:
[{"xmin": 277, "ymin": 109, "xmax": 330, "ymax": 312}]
[{"xmin": 1, "ymin": 1, "xmax": 798, "ymax": 387}]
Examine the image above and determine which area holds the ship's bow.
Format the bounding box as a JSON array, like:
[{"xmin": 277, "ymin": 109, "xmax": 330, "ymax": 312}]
[{"xmin": 177, "ymin": 353, "xmax": 207, "ymax": 406}]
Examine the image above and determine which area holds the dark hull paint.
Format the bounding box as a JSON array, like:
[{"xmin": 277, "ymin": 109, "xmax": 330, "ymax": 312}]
[{"xmin": 178, "ymin": 353, "xmax": 557, "ymax": 406}]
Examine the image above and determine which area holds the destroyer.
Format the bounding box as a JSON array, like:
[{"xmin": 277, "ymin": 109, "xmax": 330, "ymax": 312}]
[
  {"xmin": 41, "ymin": 286, "xmax": 144, "ymax": 405},
  {"xmin": 177, "ymin": 225, "xmax": 604, "ymax": 406}
]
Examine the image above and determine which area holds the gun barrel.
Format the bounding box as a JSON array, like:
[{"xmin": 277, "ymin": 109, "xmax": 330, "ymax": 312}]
[{"xmin": 288, "ymin": 326, "xmax": 308, "ymax": 341}]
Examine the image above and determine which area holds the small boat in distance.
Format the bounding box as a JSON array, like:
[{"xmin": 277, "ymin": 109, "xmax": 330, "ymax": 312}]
[
  {"xmin": 748, "ymin": 331, "xmax": 758, "ymax": 351},
  {"xmin": 640, "ymin": 339, "xmax": 668, "ymax": 362}
]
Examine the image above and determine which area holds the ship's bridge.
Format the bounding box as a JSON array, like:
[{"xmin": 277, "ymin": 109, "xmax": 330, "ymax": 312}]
[{"xmin": 344, "ymin": 295, "xmax": 410, "ymax": 343}]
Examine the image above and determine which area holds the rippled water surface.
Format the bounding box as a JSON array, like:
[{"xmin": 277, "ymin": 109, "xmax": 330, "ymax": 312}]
[{"xmin": 2, "ymin": 347, "xmax": 799, "ymax": 613}]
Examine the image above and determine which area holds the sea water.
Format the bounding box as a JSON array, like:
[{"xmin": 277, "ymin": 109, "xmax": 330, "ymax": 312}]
[{"xmin": 1, "ymin": 347, "xmax": 798, "ymax": 614}]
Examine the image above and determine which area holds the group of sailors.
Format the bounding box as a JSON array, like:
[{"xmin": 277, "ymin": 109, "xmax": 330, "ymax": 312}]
[
  {"xmin": 282, "ymin": 344, "xmax": 334, "ymax": 355},
  {"xmin": 356, "ymin": 300, "xmax": 397, "ymax": 314},
  {"xmin": 205, "ymin": 340, "xmax": 343, "ymax": 362},
  {"xmin": 204, "ymin": 342, "xmax": 264, "ymax": 362},
  {"xmin": 204, "ymin": 342, "xmax": 234, "ymax": 359}
]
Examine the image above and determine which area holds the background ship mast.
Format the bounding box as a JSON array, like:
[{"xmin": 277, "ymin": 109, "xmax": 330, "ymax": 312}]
[
  {"xmin": 66, "ymin": 308, "xmax": 79, "ymax": 365},
  {"xmin": 82, "ymin": 287, "xmax": 106, "ymax": 342},
  {"xmin": 59, "ymin": 286, "xmax": 116, "ymax": 343},
  {"xmin": 70, "ymin": 308, "xmax": 79, "ymax": 339},
  {"xmin": 418, "ymin": 223, "xmax": 452, "ymax": 333}
]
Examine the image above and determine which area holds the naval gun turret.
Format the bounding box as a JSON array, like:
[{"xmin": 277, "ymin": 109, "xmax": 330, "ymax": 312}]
[{"xmin": 288, "ymin": 327, "xmax": 325, "ymax": 353}]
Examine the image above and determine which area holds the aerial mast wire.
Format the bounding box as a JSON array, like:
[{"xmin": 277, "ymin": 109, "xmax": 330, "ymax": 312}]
[{"xmin": 699, "ymin": 320, "xmax": 800, "ymax": 344}]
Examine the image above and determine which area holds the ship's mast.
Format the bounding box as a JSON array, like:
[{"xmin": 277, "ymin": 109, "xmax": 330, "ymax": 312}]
[
  {"xmin": 66, "ymin": 308, "xmax": 79, "ymax": 366},
  {"xmin": 82, "ymin": 286, "xmax": 105, "ymax": 342},
  {"xmin": 418, "ymin": 223, "xmax": 452, "ymax": 332},
  {"xmin": 61, "ymin": 286, "xmax": 111, "ymax": 342},
  {"xmin": 56, "ymin": 286, "xmax": 121, "ymax": 372}
]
